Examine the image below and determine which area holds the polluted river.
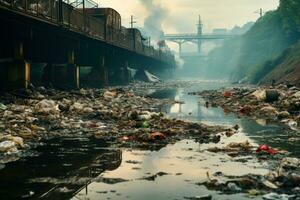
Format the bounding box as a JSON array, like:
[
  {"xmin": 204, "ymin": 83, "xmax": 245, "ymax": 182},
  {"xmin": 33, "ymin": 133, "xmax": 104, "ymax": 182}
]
[{"xmin": 0, "ymin": 81, "xmax": 299, "ymax": 200}]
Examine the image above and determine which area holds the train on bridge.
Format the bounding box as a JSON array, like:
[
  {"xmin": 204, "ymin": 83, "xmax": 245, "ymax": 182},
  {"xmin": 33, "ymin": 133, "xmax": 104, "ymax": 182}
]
[{"xmin": 0, "ymin": 0, "xmax": 175, "ymax": 89}]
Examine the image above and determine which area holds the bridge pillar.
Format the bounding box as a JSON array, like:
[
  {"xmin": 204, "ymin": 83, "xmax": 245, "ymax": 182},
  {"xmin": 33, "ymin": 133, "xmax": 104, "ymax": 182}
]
[
  {"xmin": 67, "ymin": 50, "xmax": 80, "ymax": 89},
  {"xmin": 197, "ymin": 39, "xmax": 202, "ymax": 53},
  {"xmin": 100, "ymin": 56, "xmax": 108, "ymax": 86},
  {"xmin": 0, "ymin": 41, "xmax": 31, "ymax": 90},
  {"xmin": 120, "ymin": 59, "xmax": 131, "ymax": 85},
  {"xmin": 84, "ymin": 56, "xmax": 108, "ymax": 88},
  {"xmin": 43, "ymin": 49, "xmax": 80, "ymax": 89},
  {"xmin": 179, "ymin": 43, "xmax": 182, "ymax": 56}
]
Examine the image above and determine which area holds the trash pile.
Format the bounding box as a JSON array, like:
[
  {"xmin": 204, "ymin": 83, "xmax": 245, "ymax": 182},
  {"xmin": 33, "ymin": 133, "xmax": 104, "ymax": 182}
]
[
  {"xmin": 0, "ymin": 86, "xmax": 226, "ymax": 163},
  {"xmin": 198, "ymin": 156, "xmax": 300, "ymax": 199},
  {"xmin": 194, "ymin": 84, "xmax": 300, "ymax": 128}
]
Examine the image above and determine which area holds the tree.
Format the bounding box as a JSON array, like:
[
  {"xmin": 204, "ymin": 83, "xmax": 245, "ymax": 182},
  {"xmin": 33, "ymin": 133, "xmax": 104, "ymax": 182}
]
[{"xmin": 279, "ymin": 0, "xmax": 300, "ymax": 42}]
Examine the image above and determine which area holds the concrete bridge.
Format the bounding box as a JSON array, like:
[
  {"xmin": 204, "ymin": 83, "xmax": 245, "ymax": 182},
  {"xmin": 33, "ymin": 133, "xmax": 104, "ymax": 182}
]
[
  {"xmin": 0, "ymin": 0, "xmax": 175, "ymax": 90},
  {"xmin": 164, "ymin": 15, "xmax": 236, "ymax": 56}
]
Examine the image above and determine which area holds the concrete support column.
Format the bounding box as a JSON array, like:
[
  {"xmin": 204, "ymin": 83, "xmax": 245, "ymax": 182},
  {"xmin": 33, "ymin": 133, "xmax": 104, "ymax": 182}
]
[
  {"xmin": 99, "ymin": 56, "xmax": 108, "ymax": 86},
  {"xmin": 5, "ymin": 60, "xmax": 30, "ymax": 89},
  {"xmin": 3, "ymin": 41, "xmax": 30, "ymax": 89},
  {"xmin": 44, "ymin": 49, "xmax": 80, "ymax": 89},
  {"xmin": 67, "ymin": 49, "xmax": 80, "ymax": 89},
  {"xmin": 179, "ymin": 43, "xmax": 182, "ymax": 56},
  {"xmin": 67, "ymin": 64, "xmax": 80, "ymax": 89},
  {"xmin": 84, "ymin": 56, "xmax": 107, "ymax": 88},
  {"xmin": 197, "ymin": 39, "xmax": 202, "ymax": 54},
  {"xmin": 123, "ymin": 61, "xmax": 130, "ymax": 84}
]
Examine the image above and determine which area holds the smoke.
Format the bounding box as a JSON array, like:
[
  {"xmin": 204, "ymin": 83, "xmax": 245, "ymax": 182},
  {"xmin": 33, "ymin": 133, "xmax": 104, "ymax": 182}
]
[
  {"xmin": 138, "ymin": 0, "xmax": 167, "ymax": 41},
  {"xmin": 138, "ymin": 0, "xmax": 185, "ymax": 69}
]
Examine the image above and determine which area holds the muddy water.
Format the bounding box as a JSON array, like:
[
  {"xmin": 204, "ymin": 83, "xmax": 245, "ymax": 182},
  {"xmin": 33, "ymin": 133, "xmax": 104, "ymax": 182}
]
[{"xmin": 0, "ymin": 81, "xmax": 299, "ymax": 200}]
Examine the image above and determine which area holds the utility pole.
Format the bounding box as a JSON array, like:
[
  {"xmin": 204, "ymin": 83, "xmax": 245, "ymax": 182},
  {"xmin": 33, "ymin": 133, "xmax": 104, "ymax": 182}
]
[
  {"xmin": 259, "ymin": 8, "xmax": 263, "ymax": 18},
  {"xmin": 130, "ymin": 15, "xmax": 137, "ymax": 29},
  {"xmin": 255, "ymin": 8, "xmax": 263, "ymax": 18}
]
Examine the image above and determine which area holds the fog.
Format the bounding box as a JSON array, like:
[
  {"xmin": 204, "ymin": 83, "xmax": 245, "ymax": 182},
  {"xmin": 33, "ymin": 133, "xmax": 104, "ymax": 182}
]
[{"xmin": 98, "ymin": 0, "xmax": 288, "ymax": 83}]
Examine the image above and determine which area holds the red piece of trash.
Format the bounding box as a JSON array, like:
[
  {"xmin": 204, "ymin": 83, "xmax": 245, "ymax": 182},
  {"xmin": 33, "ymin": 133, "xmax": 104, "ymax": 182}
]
[
  {"xmin": 150, "ymin": 132, "xmax": 166, "ymax": 140},
  {"xmin": 224, "ymin": 91, "xmax": 232, "ymax": 98},
  {"xmin": 256, "ymin": 144, "xmax": 278, "ymax": 155}
]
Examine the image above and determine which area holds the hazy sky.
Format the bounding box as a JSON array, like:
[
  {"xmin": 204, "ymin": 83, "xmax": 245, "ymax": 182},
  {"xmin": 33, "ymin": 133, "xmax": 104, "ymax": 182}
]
[{"xmin": 97, "ymin": 0, "xmax": 279, "ymax": 34}]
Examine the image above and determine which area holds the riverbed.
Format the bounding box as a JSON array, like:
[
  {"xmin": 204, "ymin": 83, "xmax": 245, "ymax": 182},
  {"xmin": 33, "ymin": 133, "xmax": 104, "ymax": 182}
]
[{"xmin": 0, "ymin": 81, "xmax": 299, "ymax": 199}]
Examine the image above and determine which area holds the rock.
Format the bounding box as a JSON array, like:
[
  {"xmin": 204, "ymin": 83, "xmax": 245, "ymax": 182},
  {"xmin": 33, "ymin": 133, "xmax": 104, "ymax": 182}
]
[{"xmin": 265, "ymin": 89, "xmax": 279, "ymax": 102}]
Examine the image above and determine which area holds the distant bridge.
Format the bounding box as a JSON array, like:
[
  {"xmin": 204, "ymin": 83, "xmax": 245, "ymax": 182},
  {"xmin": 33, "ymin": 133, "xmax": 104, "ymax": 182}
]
[{"xmin": 164, "ymin": 16, "xmax": 237, "ymax": 56}]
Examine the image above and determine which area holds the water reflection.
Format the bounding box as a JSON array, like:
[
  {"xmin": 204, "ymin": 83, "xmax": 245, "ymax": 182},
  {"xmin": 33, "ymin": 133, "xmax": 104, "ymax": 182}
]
[
  {"xmin": 73, "ymin": 139, "xmax": 268, "ymax": 200},
  {"xmin": 149, "ymin": 83, "xmax": 300, "ymax": 157},
  {"xmin": 0, "ymin": 137, "xmax": 122, "ymax": 199},
  {"xmin": 153, "ymin": 87, "xmax": 239, "ymax": 126}
]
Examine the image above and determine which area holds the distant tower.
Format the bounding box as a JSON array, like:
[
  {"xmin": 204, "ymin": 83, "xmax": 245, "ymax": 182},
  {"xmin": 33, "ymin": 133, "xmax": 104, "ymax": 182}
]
[
  {"xmin": 197, "ymin": 15, "xmax": 203, "ymax": 54},
  {"xmin": 197, "ymin": 15, "xmax": 203, "ymax": 36},
  {"xmin": 259, "ymin": 8, "xmax": 263, "ymax": 18}
]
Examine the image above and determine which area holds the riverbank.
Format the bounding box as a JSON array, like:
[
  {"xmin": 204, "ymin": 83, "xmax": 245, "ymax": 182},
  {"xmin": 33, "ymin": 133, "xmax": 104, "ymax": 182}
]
[
  {"xmin": 193, "ymin": 84, "xmax": 300, "ymax": 131},
  {"xmin": 0, "ymin": 84, "xmax": 226, "ymax": 164},
  {"xmin": 0, "ymin": 81, "xmax": 299, "ymax": 199}
]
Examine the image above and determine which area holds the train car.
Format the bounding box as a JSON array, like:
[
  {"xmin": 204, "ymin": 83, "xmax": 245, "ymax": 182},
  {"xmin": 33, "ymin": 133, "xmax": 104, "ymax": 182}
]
[
  {"xmin": 85, "ymin": 8, "xmax": 121, "ymax": 42},
  {"xmin": 125, "ymin": 28, "xmax": 147, "ymax": 52}
]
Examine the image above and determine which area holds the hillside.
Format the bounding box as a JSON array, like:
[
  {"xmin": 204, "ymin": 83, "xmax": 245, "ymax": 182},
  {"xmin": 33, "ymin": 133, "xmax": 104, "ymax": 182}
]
[
  {"xmin": 260, "ymin": 41, "xmax": 300, "ymax": 86},
  {"xmin": 206, "ymin": 0, "xmax": 300, "ymax": 84}
]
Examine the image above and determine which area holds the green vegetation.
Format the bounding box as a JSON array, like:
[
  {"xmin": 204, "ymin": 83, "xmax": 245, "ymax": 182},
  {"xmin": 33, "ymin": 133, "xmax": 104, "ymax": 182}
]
[{"xmin": 207, "ymin": 0, "xmax": 300, "ymax": 84}]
